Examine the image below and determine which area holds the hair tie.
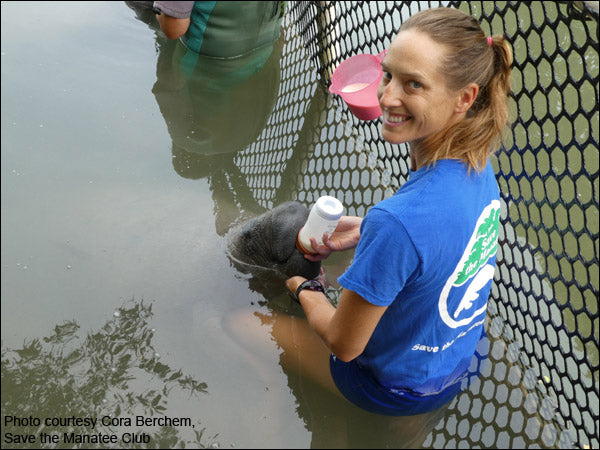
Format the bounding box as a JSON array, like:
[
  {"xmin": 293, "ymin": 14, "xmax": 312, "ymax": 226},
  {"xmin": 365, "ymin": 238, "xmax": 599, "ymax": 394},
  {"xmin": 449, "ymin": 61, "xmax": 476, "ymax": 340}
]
[{"xmin": 487, "ymin": 36, "xmax": 493, "ymax": 47}]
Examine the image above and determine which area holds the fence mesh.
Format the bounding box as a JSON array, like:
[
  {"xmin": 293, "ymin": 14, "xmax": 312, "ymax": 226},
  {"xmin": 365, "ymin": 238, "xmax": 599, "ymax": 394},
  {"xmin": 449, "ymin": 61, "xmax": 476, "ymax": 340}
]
[{"xmin": 233, "ymin": 1, "xmax": 599, "ymax": 448}]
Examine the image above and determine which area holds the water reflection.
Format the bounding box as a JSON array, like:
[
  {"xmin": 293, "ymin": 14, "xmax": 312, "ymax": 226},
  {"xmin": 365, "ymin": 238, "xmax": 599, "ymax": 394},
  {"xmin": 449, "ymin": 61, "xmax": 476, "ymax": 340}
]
[
  {"xmin": 128, "ymin": 1, "xmax": 282, "ymax": 236},
  {"xmin": 1, "ymin": 299, "xmax": 215, "ymax": 449}
]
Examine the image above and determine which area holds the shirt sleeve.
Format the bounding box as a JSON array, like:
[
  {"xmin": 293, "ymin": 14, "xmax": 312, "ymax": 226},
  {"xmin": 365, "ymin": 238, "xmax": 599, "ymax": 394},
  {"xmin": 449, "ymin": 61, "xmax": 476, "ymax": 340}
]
[
  {"xmin": 338, "ymin": 207, "xmax": 420, "ymax": 307},
  {"xmin": 153, "ymin": 1, "xmax": 194, "ymax": 18}
]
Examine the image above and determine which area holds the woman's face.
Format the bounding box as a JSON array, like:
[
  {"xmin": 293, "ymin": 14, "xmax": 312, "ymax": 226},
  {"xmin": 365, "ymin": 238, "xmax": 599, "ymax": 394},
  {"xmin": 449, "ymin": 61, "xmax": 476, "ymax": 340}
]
[{"xmin": 377, "ymin": 29, "xmax": 465, "ymax": 146}]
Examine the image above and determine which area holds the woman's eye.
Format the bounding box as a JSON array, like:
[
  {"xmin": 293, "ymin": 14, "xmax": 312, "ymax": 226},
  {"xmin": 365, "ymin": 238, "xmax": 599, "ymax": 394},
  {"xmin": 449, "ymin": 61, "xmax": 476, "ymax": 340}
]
[
  {"xmin": 408, "ymin": 80, "xmax": 422, "ymax": 89},
  {"xmin": 382, "ymin": 71, "xmax": 392, "ymax": 81}
]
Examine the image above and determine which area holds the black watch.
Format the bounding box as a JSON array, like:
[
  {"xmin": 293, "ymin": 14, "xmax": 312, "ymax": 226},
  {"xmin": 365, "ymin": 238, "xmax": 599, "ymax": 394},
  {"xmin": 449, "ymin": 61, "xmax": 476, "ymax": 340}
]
[{"xmin": 290, "ymin": 279, "xmax": 325, "ymax": 304}]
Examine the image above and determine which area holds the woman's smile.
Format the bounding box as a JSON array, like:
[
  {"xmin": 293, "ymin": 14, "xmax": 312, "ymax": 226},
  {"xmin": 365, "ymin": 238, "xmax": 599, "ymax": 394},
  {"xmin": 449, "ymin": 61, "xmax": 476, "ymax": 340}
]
[{"xmin": 382, "ymin": 110, "xmax": 412, "ymax": 127}]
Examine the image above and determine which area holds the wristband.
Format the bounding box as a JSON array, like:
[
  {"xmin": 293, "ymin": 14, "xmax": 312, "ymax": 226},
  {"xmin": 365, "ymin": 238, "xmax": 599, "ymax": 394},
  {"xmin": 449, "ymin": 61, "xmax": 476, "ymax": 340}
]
[{"xmin": 290, "ymin": 279, "xmax": 325, "ymax": 304}]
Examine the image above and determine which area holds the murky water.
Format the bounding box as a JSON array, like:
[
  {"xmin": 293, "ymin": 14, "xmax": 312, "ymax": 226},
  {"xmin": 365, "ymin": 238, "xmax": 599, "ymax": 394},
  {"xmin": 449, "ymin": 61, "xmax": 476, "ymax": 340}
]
[{"xmin": 1, "ymin": 1, "xmax": 302, "ymax": 447}]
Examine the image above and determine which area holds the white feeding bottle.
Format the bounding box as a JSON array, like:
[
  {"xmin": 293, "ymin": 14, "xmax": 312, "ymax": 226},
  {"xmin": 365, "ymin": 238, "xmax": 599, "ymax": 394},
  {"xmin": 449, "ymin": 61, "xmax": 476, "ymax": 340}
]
[{"xmin": 296, "ymin": 196, "xmax": 344, "ymax": 255}]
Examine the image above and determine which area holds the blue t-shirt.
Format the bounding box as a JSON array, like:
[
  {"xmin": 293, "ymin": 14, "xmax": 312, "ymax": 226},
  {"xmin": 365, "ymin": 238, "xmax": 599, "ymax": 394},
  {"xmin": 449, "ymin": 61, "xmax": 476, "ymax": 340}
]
[{"xmin": 338, "ymin": 159, "xmax": 500, "ymax": 395}]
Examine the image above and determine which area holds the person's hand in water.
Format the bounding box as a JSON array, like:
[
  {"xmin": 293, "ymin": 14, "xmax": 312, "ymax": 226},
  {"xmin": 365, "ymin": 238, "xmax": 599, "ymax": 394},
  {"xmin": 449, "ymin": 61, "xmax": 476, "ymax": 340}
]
[{"xmin": 303, "ymin": 216, "xmax": 363, "ymax": 261}]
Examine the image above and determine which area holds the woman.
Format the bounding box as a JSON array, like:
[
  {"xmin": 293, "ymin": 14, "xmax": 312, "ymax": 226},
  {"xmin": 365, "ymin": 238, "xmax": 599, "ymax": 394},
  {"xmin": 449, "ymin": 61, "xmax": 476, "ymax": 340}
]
[{"xmin": 285, "ymin": 7, "xmax": 513, "ymax": 415}]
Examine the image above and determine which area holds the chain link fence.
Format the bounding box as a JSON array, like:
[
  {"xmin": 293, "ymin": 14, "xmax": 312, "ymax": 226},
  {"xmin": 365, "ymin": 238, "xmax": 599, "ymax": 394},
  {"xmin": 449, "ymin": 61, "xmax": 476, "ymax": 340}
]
[{"xmin": 233, "ymin": 1, "xmax": 599, "ymax": 447}]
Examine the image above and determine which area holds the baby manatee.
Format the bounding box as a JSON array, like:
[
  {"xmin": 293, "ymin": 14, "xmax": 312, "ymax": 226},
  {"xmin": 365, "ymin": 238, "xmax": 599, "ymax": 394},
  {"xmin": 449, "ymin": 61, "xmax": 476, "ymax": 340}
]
[{"xmin": 227, "ymin": 201, "xmax": 321, "ymax": 280}]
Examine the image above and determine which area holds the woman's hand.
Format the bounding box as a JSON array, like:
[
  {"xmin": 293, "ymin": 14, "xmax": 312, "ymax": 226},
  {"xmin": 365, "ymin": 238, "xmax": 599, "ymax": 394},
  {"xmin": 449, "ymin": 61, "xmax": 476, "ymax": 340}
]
[{"xmin": 304, "ymin": 216, "xmax": 362, "ymax": 262}]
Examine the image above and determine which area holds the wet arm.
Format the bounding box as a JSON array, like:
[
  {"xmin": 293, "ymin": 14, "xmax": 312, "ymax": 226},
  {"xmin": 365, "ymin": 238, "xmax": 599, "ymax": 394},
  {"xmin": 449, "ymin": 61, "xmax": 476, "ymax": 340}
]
[
  {"xmin": 287, "ymin": 277, "xmax": 387, "ymax": 362},
  {"xmin": 156, "ymin": 14, "xmax": 190, "ymax": 40},
  {"xmin": 153, "ymin": 1, "xmax": 193, "ymax": 39}
]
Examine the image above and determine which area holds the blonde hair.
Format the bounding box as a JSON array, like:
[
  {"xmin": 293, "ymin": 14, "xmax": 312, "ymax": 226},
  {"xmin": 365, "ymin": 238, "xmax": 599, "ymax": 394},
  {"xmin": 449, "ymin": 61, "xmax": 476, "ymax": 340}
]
[{"xmin": 400, "ymin": 7, "xmax": 513, "ymax": 172}]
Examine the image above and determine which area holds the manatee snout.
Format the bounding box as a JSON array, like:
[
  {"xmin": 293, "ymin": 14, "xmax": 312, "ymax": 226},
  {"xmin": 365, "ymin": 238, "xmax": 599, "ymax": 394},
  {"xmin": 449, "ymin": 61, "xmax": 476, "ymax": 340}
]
[{"xmin": 227, "ymin": 201, "xmax": 321, "ymax": 279}]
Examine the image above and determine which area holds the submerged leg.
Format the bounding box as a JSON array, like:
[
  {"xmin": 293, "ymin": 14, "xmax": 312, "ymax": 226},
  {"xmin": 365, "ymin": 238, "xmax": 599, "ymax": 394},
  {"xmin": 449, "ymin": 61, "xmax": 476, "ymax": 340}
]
[
  {"xmin": 223, "ymin": 307, "xmax": 449, "ymax": 448},
  {"xmin": 223, "ymin": 307, "xmax": 339, "ymax": 396}
]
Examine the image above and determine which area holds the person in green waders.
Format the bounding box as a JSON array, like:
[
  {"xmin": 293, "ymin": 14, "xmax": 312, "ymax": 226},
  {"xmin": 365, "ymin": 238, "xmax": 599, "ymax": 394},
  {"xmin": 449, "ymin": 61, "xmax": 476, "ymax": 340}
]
[
  {"xmin": 151, "ymin": 1, "xmax": 284, "ymax": 234},
  {"xmin": 152, "ymin": 1, "xmax": 283, "ymax": 79}
]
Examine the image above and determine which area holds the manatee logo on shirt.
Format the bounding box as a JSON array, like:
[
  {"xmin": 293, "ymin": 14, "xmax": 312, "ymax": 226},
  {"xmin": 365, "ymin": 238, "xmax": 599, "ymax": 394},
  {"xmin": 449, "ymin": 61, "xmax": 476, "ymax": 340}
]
[{"xmin": 438, "ymin": 200, "xmax": 500, "ymax": 328}]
